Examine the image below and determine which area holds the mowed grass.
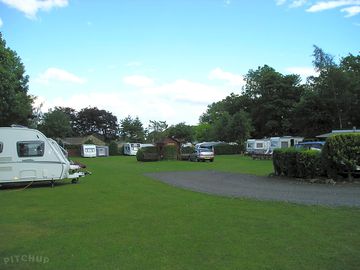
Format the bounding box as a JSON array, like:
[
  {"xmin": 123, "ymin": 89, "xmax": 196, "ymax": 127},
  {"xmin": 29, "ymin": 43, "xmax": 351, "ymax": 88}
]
[{"xmin": 0, "ymin": 155, "xmax": 359, "ymax": 270}]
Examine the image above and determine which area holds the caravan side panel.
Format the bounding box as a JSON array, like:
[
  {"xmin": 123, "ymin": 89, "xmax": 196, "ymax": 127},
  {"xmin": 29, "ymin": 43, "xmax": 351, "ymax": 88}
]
[{"xmin": 0, "ymin": 128, "xmax": 67, "ymax": 183}]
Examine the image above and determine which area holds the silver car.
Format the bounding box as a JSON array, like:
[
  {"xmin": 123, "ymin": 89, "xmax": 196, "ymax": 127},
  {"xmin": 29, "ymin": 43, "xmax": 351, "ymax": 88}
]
[{"xmin": 189, "ymin": 148, "xmax": 214, "ymax": 162}]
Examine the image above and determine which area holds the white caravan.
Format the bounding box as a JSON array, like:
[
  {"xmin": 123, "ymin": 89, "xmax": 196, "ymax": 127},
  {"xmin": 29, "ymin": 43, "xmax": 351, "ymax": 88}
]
[
  {"xmin": 246, "ymin": 139, "xmax": 270, "ymax": 154},
  {"xmin": 81, "ymin": 144, "xmax": 97, "ymax": 158},
  {"xmin": 123, "ymin": 143, "xmax": 141, "ymax": 156},
  {"xmin": 269, "ymin": 136, "xmax": 304, "ymax": 153},
  {"xmin": 0, "ymin": 127, "xmax": 88, "ymax": 185}
]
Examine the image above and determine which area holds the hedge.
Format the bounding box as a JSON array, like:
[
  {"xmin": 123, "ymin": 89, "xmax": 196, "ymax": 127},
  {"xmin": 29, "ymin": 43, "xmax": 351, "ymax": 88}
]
[
  {"xmin": 273, "ymin": 133, "xmax": 360, "ymax": 181},
  {"xmin": 322, "ymin": 134, "xmax": 360, "ymax": 181},
  {"xmin": 136, "ymin": 146, "xmax": 160, "ymax": 162},
  {"xmin": 273, "ymin": 148, "xmax": 323, "ymax": 179},
  {"xmin": 213, "ymin": 144, "xmax": 242, "ymax": 155},
  {"xmin": 108, "ymin": 141, "xmax": 119, "ymax": 156},
  {"xmin": 162, "ymin": 145, "xmax": 178, "ymax": 160}
]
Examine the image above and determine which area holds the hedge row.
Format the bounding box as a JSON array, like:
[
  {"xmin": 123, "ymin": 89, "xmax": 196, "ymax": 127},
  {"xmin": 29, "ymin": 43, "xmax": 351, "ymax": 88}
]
[
  {"xmin": 213, "ymin": 144, "xmax": 242, "ymax": 155},
  {"xmin": 162, "ymin": 145, "xmax": 178, "ymax": 160},
  {"xmin": 273, "ymin": 148, "xmax": 323, "ymax": 179},
  {"xmin": 273, "ymin": 134, "xmax": 360, "ymax": 181},
  {"xmin": 136, "ymin": 146, "xmax": 160, "ymax": 162}
]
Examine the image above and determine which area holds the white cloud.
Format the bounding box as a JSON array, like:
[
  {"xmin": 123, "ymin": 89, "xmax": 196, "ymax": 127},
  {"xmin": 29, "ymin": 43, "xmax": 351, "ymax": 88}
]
[
  {"xmin": 289, "ymin": 0, "xmax": 308, "ymax": 8},
  {"xmin": 35, "ymin": 68, "xmax": 86, "ymax": 84},
  {"xmin": 285, "ymin": 66, "xmax": 319, "ymax": 81},
  {"xmin": 0, "ymin": 17, "xmax": 3, "ymax": 27},
  {"xmin": 208, "ymin": 68, "xmax": 245, "ymax": 86},
  {"xmin": 36, "ymin": 76, "xmax": 235, "ymax": 125},
  {"xmin": 276, "ymin": 0, "xmax": 287, "ymax": 5},
  {"xmin": 306, "ymin": 0, "xmax": 360, "ymax": 13},
  {"xmin": 123, "ymin": 75, "xmax": 154, "ymax": 88},
  {"xmin": 126, "ymin": 61, "xmax": 143, "ymax": 67},
  {"xmin": 0, "ymin": 0, "xmax": 68, "ymax": 19},
  {"xmin": 341, "ymin": 5, "xmax": 360, "ymax": 16}
]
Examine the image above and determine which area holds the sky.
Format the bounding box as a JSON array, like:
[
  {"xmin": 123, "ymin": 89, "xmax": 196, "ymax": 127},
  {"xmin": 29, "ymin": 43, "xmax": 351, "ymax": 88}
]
[{"xmin": 0, "ymin": 0, "xmax": 359, "ymax": 126}]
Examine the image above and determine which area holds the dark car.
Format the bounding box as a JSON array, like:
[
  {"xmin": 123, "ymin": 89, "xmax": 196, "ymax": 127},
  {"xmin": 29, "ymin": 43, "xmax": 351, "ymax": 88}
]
[
  {"xmin": 295, "ymin": 141, "xmax": 325, "ymax": 151},
  {"xmin": 189, "ymin": 148, "xmax": 214, "ymax": 162}
]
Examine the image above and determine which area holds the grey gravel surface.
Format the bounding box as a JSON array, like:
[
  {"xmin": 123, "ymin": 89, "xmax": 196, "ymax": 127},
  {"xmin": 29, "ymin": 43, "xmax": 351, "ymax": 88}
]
[{"xmin": 145, "ymin": 170, "xmax": 360, "ymax": 207}]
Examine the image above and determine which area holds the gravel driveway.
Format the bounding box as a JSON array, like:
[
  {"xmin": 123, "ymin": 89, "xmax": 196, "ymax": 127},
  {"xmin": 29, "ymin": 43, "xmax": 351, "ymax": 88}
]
[{"xmin": 145, "ymin": 171, "xmax": 360, "ymax": 207}]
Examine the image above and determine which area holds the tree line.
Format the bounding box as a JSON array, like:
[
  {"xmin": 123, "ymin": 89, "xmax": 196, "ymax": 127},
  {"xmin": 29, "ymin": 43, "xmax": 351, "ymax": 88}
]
[{"xmin": 1, "ymin": 31, "xmax": 359, "ymax": 144}]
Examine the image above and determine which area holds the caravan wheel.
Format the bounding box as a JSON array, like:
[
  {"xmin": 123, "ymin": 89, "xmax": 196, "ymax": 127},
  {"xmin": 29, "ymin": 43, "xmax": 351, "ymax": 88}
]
[{"xmin": 71, "ymin": 179, "xmax": 79, "ymax": 184}]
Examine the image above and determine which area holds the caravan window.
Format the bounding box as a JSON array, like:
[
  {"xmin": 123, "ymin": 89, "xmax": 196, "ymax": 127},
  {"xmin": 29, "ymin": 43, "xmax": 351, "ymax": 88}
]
[
  {"xmin": 0, "ymin": 142, "xmax": 3, "ymax": 153},
  {"xmin": 256, "ymin": 142, "xmax": 264, "ymax": 148},
  {"xmin": 17, "ymin": 141, "xmax": 45, "ymax": 157}
]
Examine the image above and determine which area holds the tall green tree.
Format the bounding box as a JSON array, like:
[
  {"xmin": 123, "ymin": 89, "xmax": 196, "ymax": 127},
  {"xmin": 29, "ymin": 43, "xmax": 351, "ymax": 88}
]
[
  {"xmin": 0, "ymin": 33, "xmax": 33, "ymax": 126},
  {"xmin": 166, "ymin": 122, "xmax": 193, "ymax": 142},
  {"xmin": 38, "ymin": 108, "xmax": 72, "ymax": 139},
  {"xmin": 119, "ymin": 115, "xmax": 145, "ymax": 142},
  {"xmin": 243, "ymin": 65, "xmax": 303, "ymax": 137},
  {"xmin": 146, "ymin": 120, "xmax": 168, "ymax": 143},
  {"xmin": 77, "ymin": 107, "xmax": 118, "ymax": 141}
]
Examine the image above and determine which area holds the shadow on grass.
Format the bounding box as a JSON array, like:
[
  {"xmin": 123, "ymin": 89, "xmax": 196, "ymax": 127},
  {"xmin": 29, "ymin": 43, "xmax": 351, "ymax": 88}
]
[{"xmin": 0, "ymin": 180, "xmax": 74, "ymax": 191}]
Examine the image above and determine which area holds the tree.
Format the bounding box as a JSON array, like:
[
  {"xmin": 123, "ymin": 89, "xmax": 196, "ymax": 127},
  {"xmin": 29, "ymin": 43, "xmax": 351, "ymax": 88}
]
[
  {"xmin": 243, "ymin": 65, "xmax": 303, "ymax": 137},
  {"xmin": 146, "ymin": 120, "xmax": 168, "ymax": 143},
  {"xmin": 38, "ymin": 109, "xmax": 72, "ymax": 139},
  {"xmin": 193, "ymin": 123, "xmax": 213, "ymax": 142},
  {"xmin": 166, "ymin": 122, "xmax": 193, "ymax": 142},
  {"xmin": 77, "ymin": 107, "xmax": 118, "ymax": 141},
  {"xmin": 55, "ymin": 106, "xmax": 79, "ymax": 135},
  {"xmin": 0, "ymin": 33, "xmax": 34, "ymax": 126},
  {"xmin": 119, "ymin": 115, "xmax": 145, "ymax": 142}
]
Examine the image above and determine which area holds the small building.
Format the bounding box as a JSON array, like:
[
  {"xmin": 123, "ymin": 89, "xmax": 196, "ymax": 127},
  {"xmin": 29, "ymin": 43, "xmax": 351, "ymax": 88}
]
[{"xmin": 59, "ymin": 134, "xmax": 106, "ymax": 157}]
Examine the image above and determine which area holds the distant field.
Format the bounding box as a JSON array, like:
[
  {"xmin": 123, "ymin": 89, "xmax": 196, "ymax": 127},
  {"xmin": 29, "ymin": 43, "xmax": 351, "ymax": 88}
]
[{"xmin": 0, "ymin": 155, "xmax": 359, "ymax": 270}]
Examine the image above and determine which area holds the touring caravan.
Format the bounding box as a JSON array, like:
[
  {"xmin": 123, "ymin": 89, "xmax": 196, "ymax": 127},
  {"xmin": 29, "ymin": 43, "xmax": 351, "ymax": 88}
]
[
  {"xmin": 269, "ymin": 136, "xmax": 304, "ymax": 153},
  {"xmin": 0, "ymin": 126, "xmax": 88, "ymax": 185},
  {"xmin": 246, "ymin": 139, "xmax": 270, "ymax": 154},
  {"xmin": 81, "ymin": 144, "xmax": 97, "ymax": 158}
]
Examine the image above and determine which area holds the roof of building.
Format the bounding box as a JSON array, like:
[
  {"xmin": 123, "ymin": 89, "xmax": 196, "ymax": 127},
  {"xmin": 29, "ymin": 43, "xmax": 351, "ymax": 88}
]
[{"xmin": 316, "ymin": 129, "xmax": 360, "ymax": 138}]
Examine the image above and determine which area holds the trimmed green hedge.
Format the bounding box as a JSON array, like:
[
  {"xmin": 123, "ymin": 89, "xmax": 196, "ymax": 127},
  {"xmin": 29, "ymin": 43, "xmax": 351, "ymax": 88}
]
[
  {"xmin": 273, "ymin": 148, "xmax": 323, "ymax": 179},
  {"xmin": 273, "ymin": 133, "xmax": 360, "ymax": 181},
  {"xmin": 213, "ymin": 144, "xmax": 242, "ymax": 155},
  {"xmin": 322, "ymin": 134, "xmax": 360, "ymax": 180},
  {"xmin": 162, "ymin": 145, "xmax": 178, "ymax": 160},
  {"xmin": 136, "ymin": 146, "xmax": 160, "ymax": 162}
]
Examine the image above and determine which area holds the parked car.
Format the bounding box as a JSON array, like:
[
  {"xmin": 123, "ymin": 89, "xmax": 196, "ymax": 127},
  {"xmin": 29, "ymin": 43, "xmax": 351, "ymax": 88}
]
[
  {"xmin": 295, "ymin": 141, "xmax": 325, "ymax": 151},
  {"xmin": 189, "ymin": 148, "xmax": 214, "ymax": 162}
]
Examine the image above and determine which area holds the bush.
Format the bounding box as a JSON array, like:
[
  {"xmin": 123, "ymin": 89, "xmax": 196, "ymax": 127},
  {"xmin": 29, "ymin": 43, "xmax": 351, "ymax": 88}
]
[
  {"xmin": 136, "ymin": 146, "xmax": 160, "ymax": 162},
  {"xmin": 162, "ymin": 145, "xmax": 178, "ymax": 160},
  {"xmin": 213, "ymin": 144, "xmax": 242, "ymax": 155},
  {"xmin": 108, "ymin": 141, "xmax": 119, "ymax": 156},
  {"xmin": 296, "ymin": 150, "xmax": 323, "ymax": 179},
  {"xmin": 273, "ymin": 148, "xmax": 323, "ymax": 179},
  {"xmin": 180, "ymin": 146, "xmax": 194, "ymax": 160},
  {"xmin": 322, "ymin": 134, "xmax": 360, "ymax": 181}
]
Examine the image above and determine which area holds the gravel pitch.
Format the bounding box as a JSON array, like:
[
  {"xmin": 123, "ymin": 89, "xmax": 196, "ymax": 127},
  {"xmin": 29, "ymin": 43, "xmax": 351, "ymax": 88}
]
[{"xmin": 145, "ymin": 171, "xmax": 360, "ymax": 207}]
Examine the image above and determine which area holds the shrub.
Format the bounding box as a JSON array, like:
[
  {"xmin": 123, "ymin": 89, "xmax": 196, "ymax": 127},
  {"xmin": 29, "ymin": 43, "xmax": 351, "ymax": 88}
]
[
  {"xmin": 180, "ymin": 146, "xmax": 194, "ymax": 160},
  {"xmin": 136, "ymin": 146, "xmax": 160, "ymax": 162},
  {"xmin": 108, "ymin": 141, "xmax": 119, "ymax": 156},
  {"xmin": 322, "ymin": 134, "xmax": 360, "ymax": 181},
  {"xmin": 296, "ymin": 150, "xmax": 323, "ymax": 179},
  {"xmin": 213, "ymin": 144, "xmax": 242, "ymax": 155},
  {"xmin": 273, "ymin": 148, "xmax": 323, "ymax": 179},
  {"xmin": 162, "ymin": 145, "xmax": 178, "ymax": 160}
]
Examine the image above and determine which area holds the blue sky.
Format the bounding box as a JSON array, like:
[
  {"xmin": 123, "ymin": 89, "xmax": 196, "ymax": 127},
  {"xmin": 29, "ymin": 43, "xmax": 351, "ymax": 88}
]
[{"xmin": 1, "ymin": 0, "xmax": 359, "ymax": 126}]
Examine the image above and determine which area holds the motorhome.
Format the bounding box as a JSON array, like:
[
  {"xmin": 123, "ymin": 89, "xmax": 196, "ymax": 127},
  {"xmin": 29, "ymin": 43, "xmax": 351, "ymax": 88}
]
[
  {"xmin": 81, "ymin": 144, "xmax": 97, "ymax": 158},
  {"xmin": 0, "ymin": 126, "xmax": 88, "ymax": 185}
]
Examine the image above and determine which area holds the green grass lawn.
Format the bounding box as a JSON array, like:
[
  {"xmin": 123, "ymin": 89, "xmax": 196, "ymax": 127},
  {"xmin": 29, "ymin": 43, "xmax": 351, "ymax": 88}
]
[{"xmin": 1, "ymin": 155, "xmax": 359, "ymax": 270}]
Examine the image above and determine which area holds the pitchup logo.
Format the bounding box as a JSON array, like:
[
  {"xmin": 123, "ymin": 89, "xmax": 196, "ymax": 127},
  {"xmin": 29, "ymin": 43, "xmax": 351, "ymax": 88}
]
[{"xmin": 2, "ymin": 254, "xmax": 50, "ymax": 265}]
